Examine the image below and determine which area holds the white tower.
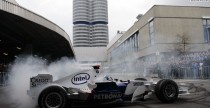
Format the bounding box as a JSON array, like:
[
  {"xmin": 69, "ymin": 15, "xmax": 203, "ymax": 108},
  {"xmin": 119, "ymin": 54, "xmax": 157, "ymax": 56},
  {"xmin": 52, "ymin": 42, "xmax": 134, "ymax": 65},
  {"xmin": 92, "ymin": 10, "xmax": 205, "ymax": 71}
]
[{"xmin": 73, "ymin": 0, "xmax": 108, "ymax": 47}]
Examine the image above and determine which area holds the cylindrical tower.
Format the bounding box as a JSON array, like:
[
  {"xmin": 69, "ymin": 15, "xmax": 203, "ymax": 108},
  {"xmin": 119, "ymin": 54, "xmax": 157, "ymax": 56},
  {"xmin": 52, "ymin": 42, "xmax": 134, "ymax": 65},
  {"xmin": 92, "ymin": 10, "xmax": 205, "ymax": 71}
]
[
  {"xmin": 73, "ymin": 0, "xmax": 108, "ymax": 47},
  {"xmin": 73, "ymin": 0, "xmax": 90, "ymax": 47},
  {"xmin": 73, "ymin": 0, "xmax": 89, "ymax": 23},
  {"xmin": 92, "ymin": 0, "xmax": 108, "ymax": 46},
  {"xmin": 92, "ymin": 0, "xmax": 108, "ymax": 23}
]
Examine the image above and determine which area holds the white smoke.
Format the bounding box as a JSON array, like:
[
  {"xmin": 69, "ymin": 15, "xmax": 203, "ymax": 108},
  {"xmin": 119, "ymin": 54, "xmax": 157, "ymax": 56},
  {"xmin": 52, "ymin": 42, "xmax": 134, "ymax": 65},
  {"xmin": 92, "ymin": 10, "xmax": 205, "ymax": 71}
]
[
  {"xmin": 4, "ymin": 56, "xmax": 81, "ymax": 108},
  {"xmin": 106, "ymin": 53, "xmax": 144, "ymax": 81}
]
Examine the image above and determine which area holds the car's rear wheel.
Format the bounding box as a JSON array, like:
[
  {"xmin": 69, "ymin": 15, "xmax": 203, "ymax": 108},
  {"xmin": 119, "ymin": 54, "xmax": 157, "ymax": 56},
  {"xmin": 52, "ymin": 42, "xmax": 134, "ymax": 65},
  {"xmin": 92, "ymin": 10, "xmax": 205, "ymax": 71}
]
[
  {"xmin": 155, "ymin": 79, "xmax": 178, "ymax": 103},
  {"xmin": 38, "ymin": 86, "xmax": 69, "ymax": 108}
]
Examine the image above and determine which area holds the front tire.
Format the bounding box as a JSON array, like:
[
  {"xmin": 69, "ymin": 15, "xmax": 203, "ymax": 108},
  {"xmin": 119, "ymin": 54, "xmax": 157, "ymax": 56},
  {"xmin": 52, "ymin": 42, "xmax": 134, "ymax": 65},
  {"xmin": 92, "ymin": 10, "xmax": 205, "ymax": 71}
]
[
  {"xmin": 38, "ymin": 86, "xmax": 69, "ymax": 108},
  {"xmin": 155, "ymin": 79, "xmax": 178, "ymax": 103}
]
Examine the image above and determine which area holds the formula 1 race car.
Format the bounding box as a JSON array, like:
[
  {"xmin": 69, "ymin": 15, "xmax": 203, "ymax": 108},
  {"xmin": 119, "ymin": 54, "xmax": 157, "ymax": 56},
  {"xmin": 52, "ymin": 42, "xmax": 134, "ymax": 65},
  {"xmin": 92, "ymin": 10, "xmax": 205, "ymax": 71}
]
[{"xmin": 27, "ymin": 66, "xmax": 189, "ymax": 108}]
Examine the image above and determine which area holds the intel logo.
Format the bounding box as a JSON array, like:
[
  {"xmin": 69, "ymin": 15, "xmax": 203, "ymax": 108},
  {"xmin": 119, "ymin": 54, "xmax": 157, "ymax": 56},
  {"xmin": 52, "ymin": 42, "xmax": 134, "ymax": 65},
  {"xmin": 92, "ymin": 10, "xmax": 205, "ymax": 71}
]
[{"xmin": 71, "ymin": 73, "xmax": 90, "ymax": 85}]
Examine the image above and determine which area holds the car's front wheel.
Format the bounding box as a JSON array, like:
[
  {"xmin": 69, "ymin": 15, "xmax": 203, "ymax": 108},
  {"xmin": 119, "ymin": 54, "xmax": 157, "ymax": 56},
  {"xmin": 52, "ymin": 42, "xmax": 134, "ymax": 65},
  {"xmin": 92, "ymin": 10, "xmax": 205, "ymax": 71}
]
[
  {"xmin": 38, "ymin": 86, "xmax": 69, "ymax": 108},
  {"xmin": 155, "ymin": 79, "xmax": 178, "ymax": 103}
]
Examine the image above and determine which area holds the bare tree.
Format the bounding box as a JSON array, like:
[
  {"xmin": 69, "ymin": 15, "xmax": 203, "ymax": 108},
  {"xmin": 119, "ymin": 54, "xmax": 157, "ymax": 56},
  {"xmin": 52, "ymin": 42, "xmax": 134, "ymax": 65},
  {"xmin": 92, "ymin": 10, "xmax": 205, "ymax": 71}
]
[{"xmin": 173, "ymin": 34, "xmax": 191, "ymax": 55}]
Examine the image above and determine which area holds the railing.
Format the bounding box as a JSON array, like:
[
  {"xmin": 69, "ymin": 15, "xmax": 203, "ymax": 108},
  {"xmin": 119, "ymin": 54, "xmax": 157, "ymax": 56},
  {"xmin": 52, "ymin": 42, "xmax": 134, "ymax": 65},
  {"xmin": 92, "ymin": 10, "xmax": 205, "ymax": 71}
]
[{"xmin": 146, "ymin": 66, "xmax": 210, "ymax": 79}]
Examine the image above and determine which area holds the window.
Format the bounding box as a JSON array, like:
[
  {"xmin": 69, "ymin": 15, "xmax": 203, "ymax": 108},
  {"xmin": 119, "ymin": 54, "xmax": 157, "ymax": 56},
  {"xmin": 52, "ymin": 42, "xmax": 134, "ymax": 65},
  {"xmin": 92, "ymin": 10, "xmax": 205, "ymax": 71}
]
[
  {"xmin": 149, "ymin": 20, "xmax": 155, "ymax": 45},
  {"xmin": 109, "ymin": 31, "xmax": 139, "ymax": 61},
  {"xmin": 203, "ymin": 19, "xmax": 210, "ymax": 42},
  {"xmin": 208, "ymin": 27, "xmax": 210, "ymax": 37}
]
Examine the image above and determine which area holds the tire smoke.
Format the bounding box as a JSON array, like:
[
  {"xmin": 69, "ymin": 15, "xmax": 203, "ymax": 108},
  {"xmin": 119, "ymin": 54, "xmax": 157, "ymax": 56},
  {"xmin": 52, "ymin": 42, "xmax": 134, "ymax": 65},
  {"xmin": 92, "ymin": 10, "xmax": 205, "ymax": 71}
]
[{"xmin": 3, "ymin": 56, "xmax": 81, "ymax": 108}]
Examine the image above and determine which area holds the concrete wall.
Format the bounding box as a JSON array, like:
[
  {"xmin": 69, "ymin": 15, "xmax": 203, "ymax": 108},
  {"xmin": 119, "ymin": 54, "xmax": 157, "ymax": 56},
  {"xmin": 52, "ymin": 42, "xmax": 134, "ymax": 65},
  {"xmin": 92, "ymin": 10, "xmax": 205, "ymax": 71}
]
[
  {"xmin": 154, "ymin": 6, "xmax": 210, "ymax": 53},
  {"xmin": 74, "ymin": 47, "xmax": 107, "ymax": 68},
  {"xmin": 74, "ymin": 47, "xmax": 107, "ymax": 62},
  {"xmin": 6, "ymin": 0, "xmax": 18, "ymax": 5},
  {"xmin": 108, "ymin": 5, "xmax": 210, "ymax": 59},
  {"xmin": 0, "ymin": 0, "xmax": 72, "ymax": 44}
]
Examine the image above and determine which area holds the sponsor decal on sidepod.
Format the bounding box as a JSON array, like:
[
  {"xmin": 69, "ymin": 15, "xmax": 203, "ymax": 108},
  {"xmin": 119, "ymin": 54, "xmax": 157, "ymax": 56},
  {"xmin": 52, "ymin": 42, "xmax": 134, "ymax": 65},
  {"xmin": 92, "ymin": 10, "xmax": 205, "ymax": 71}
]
[
  {"xmin": 71, "ymin": 73, "xmax": 90, "ymax": 85},
  {"xmin": 94, "ymin": 93, "xmax": 122, "ymax": 100},
  {"xmin": 31, "ymin": 78, "xmax": 50, "ymax": 87}
]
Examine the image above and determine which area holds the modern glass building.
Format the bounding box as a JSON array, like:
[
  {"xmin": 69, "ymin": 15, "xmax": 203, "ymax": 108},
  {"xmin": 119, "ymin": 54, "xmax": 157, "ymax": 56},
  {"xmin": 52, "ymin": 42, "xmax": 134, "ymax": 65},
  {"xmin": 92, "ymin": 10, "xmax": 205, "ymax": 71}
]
[{"xmin": 73, "ymin": 0, "xmax": 108, "ymax": 47}]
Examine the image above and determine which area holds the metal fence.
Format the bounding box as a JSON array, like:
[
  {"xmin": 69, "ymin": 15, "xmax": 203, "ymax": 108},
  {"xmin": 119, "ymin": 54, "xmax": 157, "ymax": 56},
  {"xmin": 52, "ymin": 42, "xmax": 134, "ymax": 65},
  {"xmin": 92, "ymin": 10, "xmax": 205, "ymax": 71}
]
[{"xmin": 147, "ymin": 66, "xmax": 210, "ymax": 79}]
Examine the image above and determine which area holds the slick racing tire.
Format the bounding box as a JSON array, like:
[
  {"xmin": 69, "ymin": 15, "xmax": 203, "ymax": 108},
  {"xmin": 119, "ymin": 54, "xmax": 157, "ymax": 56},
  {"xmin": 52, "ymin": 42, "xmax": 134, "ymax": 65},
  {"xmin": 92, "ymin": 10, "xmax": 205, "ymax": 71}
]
[
  {"xmin": 38, "ymin": 86, "xmax": 69, "ymax": 108},
  {"xmin": 155, "ymin": 79, "xmax": 178, "ymax": 103}
]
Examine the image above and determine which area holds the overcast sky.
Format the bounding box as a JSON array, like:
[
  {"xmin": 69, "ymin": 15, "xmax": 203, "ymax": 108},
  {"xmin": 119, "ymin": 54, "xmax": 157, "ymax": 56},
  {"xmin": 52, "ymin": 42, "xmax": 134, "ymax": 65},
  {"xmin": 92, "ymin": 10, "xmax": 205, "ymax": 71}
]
[{"xmin": 15, "ymin": 0, "xmax": 210, "ymax": 42}]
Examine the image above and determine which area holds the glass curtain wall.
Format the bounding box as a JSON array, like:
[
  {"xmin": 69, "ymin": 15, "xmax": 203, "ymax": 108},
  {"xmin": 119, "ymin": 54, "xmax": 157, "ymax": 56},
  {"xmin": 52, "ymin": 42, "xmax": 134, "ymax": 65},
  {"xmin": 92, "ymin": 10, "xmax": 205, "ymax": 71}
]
[{"xmin": 109, "ymin": 31, "xmax": 139, "ymax": 73}]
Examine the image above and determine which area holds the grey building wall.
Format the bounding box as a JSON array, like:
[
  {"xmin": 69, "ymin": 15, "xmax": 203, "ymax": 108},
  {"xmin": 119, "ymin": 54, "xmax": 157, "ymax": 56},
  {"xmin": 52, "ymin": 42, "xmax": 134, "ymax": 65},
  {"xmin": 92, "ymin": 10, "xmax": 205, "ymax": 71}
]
[
  {"xmin": 108, "ymin": 5, "xmax": 210, "ymax": 59},
  {"xmin": 107, "ymin": 5, "xmax": 210, "ymax": 76},
  {"xmin": 5, "ymin": 0, "xmax": 18, "ymax": 5}
]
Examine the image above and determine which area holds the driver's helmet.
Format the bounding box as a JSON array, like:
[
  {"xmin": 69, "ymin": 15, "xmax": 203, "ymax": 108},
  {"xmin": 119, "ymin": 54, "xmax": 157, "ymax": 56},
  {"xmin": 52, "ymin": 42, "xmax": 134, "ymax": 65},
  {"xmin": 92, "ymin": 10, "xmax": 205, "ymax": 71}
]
[{"xmin": 103, "ymin": 75, "xmax": 113, "ymax": 81}]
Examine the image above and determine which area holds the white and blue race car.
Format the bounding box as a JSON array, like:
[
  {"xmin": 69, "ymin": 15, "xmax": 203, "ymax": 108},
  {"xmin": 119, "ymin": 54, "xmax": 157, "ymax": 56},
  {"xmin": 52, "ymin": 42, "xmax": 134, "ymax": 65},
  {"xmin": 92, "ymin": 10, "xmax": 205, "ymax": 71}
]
[{"xmin": 27, "ymin": 66, "xmax": 189, "ymax": 108}]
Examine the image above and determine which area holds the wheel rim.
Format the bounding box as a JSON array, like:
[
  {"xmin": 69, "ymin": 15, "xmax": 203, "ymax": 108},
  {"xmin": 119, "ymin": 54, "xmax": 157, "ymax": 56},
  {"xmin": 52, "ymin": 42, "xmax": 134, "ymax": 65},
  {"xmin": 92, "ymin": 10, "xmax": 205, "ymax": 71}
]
[
  {"xmin": 45, "ymin": 92, "xmax": 63, "ymax": 108},
  {"xmin": 164, "ymin": 84, "xmax": 176, "ymax": 97}
]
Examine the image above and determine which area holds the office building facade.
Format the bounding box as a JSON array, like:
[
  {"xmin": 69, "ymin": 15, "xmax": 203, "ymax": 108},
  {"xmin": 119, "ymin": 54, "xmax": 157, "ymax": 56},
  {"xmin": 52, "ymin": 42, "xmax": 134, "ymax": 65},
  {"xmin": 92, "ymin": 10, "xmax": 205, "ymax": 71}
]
[
  {"xmin": 73, "ymin": 0, "xmax": 108, "ymax": 47},
  {"xmin": 107, "ymin": 5, "xmax": 210, "ymax": 79}
]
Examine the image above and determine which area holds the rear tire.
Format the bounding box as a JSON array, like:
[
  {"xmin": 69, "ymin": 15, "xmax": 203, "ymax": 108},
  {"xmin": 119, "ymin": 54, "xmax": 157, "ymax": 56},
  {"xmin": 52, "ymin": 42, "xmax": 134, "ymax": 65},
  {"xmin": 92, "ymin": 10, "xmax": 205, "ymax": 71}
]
[
  {"xmin": 38, "ymin": 86, "xmax": 69, "ymax": 108},
  {"xmin": 155, "ymin": 79, "xmax": 178, "ymax": 103}
]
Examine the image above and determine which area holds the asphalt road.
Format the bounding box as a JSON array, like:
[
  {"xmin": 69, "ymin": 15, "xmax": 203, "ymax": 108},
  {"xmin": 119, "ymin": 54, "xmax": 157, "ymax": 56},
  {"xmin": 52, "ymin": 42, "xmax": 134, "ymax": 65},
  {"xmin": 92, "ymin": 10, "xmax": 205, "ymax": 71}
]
[{"xmin": 0, "ymin": 80, "xmax": 210, "ymax": 108}]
